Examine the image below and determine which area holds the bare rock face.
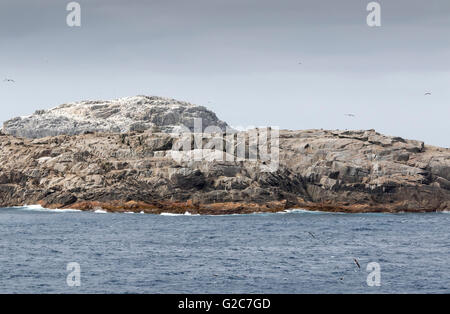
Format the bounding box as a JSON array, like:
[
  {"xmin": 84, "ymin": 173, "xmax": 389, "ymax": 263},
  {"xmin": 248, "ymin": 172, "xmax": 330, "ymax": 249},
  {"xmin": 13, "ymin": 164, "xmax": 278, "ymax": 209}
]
[
  {"xmin": 0, "ymin": 127, "xmax": 449, "ymax": 214},
  {"xmin": 2, "ymin": 95, "xmax": 229, "ymax": 138}
]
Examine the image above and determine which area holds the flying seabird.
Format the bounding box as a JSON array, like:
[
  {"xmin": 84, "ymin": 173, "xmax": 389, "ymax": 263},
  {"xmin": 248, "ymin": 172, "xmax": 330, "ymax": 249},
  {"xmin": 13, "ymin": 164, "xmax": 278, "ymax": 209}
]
[
  {"xmin": 3, "ymin": 78, "xmax": 15, "ymax": 83},
  {"xmin": 353, "ymin": 258, "xmax": 361, "ymax": 269},
  {"xmin": 344, "ymin": 113, "xmax": 356, "ymax": 117},
  {"xmin": 424, "ymin": 92, "xmax": 432, "ymax": 96}
]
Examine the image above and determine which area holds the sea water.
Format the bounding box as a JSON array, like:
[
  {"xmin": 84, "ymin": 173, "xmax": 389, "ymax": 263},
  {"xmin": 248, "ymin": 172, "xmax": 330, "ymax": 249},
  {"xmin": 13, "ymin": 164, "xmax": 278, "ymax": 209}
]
[{"xmin": 0, "ymin": 206, "xmax": 449, "ymax": 293}]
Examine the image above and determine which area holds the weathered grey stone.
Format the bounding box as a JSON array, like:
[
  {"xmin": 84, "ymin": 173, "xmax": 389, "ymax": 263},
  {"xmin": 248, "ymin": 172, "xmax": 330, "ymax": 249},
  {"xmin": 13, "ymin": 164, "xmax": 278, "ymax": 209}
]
[
  {"xmin": 0, "ymin": 103, "xmax": 449, "ymax": 214},
  {"xmin": 2, "ymin": 95, "xmax": 229, "ymax": 138}
]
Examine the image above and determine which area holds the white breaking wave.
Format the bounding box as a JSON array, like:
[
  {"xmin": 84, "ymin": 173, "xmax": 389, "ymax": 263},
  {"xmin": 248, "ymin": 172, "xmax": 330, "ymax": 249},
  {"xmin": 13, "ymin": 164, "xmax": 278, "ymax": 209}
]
[
  {"xmin": 12, "ymin": 204, "xmax": 81, "ymax": 213},
  {"xmin": 94, "ymin": 209, "xmax": 108, "ymax": 213},
  {"xmin": 160, "ymin": 209, "xmax": 327, "ymax": 217},
  {"xmin": 160, "ymin": 211, "xmax": 199, "ymax": 216},
  {"xmin": 281, "ymin": 208, "xmax": 329, "ymax": 214}
]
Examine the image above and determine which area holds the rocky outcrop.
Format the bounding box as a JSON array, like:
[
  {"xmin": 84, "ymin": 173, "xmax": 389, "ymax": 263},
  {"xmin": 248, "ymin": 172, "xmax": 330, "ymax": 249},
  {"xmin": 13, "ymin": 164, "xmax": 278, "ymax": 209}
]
[
  {"xmin": 0, "ymin": 127, "xmax": 449, "ymax": 214},
  {"xmin": 2, "ymin": 95, "xmax": 229, "ymax": 138}
]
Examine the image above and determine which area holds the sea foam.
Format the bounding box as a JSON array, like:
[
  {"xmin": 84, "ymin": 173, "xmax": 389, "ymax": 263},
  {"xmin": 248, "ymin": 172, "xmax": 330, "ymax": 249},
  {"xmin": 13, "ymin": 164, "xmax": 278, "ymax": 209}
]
[
  {"xmin": 12, "ymin": 204, "xmax": 81, "ymax": 213},
  {"xmin": 160, "ymin": 211, "xmax": 199, "ymax": 216}
]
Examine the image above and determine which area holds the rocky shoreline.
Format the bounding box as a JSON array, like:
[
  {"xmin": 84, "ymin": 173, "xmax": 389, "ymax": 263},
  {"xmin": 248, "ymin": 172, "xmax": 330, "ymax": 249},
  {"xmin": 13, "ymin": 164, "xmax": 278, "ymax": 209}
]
[
  {"xmin": 39, "ymin": 201, "xmax": 448, "ymax": 215},
  {"xmin": 1, "ymin": 96, "xmax": 449, "ymax": 214},
  {"xmin": 0, "ymin": 129, "xmax": 449, "ymax": 214}
]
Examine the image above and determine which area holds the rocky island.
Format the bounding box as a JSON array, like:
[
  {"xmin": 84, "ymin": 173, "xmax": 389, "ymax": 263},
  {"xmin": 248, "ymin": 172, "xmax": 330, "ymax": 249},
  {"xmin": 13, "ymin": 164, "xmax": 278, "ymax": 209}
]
[{"xmin": 1, "ymin": 95, "xmax": 449, "ymax": 214}]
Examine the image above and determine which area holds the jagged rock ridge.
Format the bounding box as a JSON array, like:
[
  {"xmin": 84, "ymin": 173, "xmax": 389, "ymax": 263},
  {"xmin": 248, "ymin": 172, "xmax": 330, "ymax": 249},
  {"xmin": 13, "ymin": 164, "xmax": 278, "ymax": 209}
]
[
  {"xmin": 0, "ymin": 127, "xmax": 449, "ymax": 214},
  {"xmin": 2, "ymin": 95, "xmax": 229, "ymax": 138}
]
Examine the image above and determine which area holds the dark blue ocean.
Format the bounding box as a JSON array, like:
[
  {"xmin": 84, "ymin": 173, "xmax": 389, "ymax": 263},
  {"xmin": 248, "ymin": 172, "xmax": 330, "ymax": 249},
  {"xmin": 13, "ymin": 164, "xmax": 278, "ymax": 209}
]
[{"xmin": 0, "ymin": 206, "xmax": 449, "ymax": 293}]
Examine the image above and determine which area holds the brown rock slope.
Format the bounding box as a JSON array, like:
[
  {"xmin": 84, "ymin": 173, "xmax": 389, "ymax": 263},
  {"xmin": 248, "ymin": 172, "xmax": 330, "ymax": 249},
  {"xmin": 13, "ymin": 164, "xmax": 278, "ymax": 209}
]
[{"xmin": 0, "ymin": 129, "xmax": 449, "ymax": 214}]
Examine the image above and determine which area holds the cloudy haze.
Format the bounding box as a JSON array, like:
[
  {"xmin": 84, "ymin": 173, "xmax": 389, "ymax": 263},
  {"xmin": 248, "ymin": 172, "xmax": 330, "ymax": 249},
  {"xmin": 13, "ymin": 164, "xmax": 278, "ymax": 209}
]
[{"xmin": 1, "ymin": 0, "xmax": 449, "ymax": 146}]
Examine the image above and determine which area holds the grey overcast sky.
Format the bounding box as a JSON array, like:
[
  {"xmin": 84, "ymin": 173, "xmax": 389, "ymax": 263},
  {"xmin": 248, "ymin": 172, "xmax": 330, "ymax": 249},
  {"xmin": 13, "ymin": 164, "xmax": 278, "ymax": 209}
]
[{"xmin": 0, "ymin": 0, "xmax": 449, "ymax": 147}]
